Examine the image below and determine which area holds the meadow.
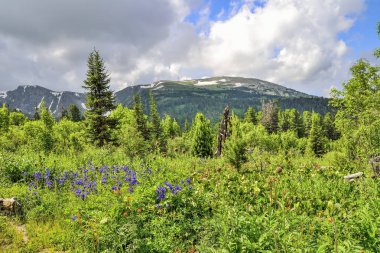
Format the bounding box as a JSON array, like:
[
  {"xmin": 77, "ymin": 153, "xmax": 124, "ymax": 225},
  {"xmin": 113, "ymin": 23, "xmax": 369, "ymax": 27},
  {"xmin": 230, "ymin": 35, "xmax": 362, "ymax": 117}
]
[{"xmin": 1, "ymin": 40, "xmax": 380, "ymax": 252}]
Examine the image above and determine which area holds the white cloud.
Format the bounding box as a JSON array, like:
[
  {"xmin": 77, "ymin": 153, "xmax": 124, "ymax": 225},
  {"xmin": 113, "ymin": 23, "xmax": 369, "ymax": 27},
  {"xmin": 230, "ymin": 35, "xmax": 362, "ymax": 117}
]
[
  {"xmin": 0, "ymin": 0, "xmax": 368, "ymax": 96},
  {"xmin": 194, "ymin": 0, "xmax": 365, "ymax": 95}
]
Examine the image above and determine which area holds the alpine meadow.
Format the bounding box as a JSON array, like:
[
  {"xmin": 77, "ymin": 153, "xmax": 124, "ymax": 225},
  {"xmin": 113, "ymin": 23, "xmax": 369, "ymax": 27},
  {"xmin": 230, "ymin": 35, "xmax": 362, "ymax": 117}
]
[{"xmin": 0, "ymin": 1, "xmax": 380, "ymax": 253}]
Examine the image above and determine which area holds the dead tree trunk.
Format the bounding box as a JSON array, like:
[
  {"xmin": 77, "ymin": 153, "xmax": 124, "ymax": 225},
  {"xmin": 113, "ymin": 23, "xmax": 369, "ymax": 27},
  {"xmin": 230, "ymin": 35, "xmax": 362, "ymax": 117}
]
[{"xmin": 215, "ymin": 106, "xmax": 230, "ymax": 157}]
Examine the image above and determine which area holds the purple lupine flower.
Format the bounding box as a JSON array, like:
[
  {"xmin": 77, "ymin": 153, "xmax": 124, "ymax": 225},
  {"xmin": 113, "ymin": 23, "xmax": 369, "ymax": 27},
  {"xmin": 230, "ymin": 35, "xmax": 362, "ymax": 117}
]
[
  {"xmin": 75, "ymin": 188, "xmax": 81, "ymax": 197},
  {"xmin": 164, "ymin": 182, "xmax": 173, "ymax": 190},
  {"xmin": 186, "ymin": 178, "xmax": 191, "ymax": 184},
  {"xmin": 46, "ymin": 181, "xmax": 53, "ymax": 189},
  {"xmin": 156, "ymin": 185, "xmax": 166, "ymax": 200},
  {"xmin": 34, "ymin": 172, "xmax": 42, "ymax": 181},
  {"xmin": 128, "ymin": 187, "xmax": 134, "ymax": 193},
  {"xmin": 72, "ymin": 215, "xmax": 76, "ymax": 221},
  {"xmin": 157, "ymin": 204, "xmax": 161, "ymax": 209},
  {"xmin": 111, "ymin": 186, "xmax": 117, "ymax": 191}
]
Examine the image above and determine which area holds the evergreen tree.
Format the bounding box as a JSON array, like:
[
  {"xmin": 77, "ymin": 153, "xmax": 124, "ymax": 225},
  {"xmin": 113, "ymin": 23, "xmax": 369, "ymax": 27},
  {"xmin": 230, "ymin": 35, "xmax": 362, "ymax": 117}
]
[
  {"xmin": 184, "ymin": 119, "xmax": 190, "ymax": 132},
  {"xmin": 302, "ymin": 111, "xmax": 312, "ymax": 137},
  {"xmin": 307, "ymin": 112, "xmax": 326, "ymax": 156},
  {"xmin": 260, "ymin": 101, "xmax": 279, "ymax": 133},
  {"xmin": 323, "ymin": 112, "xmax": 337, "ymax": 140},
  {"xmin": 224, "ymin": 114, "xmax": 247, "ymax": 170},
  {"xmin": 68, "ymin": 104, "xmax": 82, "ymax": 122},
  {"xmin": 0, "ymin": 104, "xmax": 10, "ymax": 133},
  {"xmin": 59, "ymin": 108, "xmax": 69, "ymax": 120},
  {"xmin": 244, "ymin": 106, "xmax": 257, "ymax": 125},
  {"xmin": 288, "ymin": 109, "xmax": 303, "ymax": 137},
  {"xmin": 149, "ymin": 91, "xmax": 161, "ymax": 139},
  {"xmin": 40, "ymin": 100, "xmax": 55, "ymax": 130},
  {"xmin": 33, "ymin": 106, "xmax": 40, "ymax": 120},
  {"xmin": 161, "ymin": 114, "xmax": 174, "ymax": 138},
  {"xmin": 82, "ymin": 49, "xmax": 117, "ymax": 146},
  {"xmin": 133, "ymin": 94, "xmax": 149, "ymax": 140},
  {"xmin": 172, "ymin": 119, "xmax": 181, "ymax": 137},
  {"xmin": 278, "ymin": 109, "xmax": 290, "ymax": 132},
  {"xmin": 191, "ymin": 112, "xmax": 213, "ymax": 158}
]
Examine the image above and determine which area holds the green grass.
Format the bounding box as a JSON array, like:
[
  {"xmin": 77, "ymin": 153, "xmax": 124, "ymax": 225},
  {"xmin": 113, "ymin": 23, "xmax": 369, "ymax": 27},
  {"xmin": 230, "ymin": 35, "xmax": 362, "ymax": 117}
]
[{"xmin": 1, "ymin": 149, "xmax": 379, "ymax": 252}]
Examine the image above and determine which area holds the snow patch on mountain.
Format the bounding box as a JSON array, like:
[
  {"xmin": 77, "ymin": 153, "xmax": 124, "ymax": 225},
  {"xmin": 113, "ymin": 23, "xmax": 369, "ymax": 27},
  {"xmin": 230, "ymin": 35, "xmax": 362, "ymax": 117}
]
[
  {"xmin": 0, "ymin": 91, "xmax": 7, "ymax": 99},
  {"xmin": 194, "ymin": 80, "xmax": 218, "ymax": 86}
]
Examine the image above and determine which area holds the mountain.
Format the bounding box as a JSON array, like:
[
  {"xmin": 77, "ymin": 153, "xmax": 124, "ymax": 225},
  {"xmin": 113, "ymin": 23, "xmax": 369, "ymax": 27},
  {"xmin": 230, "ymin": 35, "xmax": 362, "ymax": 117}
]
[{"xmin": 0, "ymin": 76, "xmax": 330, "ymax": 123}]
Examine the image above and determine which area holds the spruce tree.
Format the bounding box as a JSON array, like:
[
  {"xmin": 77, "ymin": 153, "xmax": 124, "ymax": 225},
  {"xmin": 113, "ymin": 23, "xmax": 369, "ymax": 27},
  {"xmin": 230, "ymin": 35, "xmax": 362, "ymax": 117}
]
[
  {"xmin": 68, "ymin": 104, "xmax": 81, "ymax": 122},
  {"xmin": 133, "ymin": 94, "xmax": 149, "ymax": 140},
  {"xmin": 224, "ymin": 114, "xmax": 247, "ymax": 170},
  {"xmin": 82, "ymin": 49, "xmax": 116, "ymax": 146},
  {"xmin": 244, "ymin": 106, "xmax": 257, "ymax": 125},
  {"xmin": 149, "ymin": 91, "xmax": 161, "ymax": 139},
  {"xmin": 40, "ymin": 100, "xmax": 55, "ymax": 130},
  {"xmin": 191, "ymin": 112, "xmax": 213, "ymax": 158},
  {"xmin": 307, "ymin": 112, "xmax": 326, "ymax": 156}
]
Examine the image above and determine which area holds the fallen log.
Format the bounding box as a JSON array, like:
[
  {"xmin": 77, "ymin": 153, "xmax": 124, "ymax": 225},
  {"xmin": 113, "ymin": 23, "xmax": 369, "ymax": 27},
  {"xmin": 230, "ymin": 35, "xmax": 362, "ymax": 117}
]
[{"xmin": 344, "ymin": 172, "xmax": 363, "ymax": 181}]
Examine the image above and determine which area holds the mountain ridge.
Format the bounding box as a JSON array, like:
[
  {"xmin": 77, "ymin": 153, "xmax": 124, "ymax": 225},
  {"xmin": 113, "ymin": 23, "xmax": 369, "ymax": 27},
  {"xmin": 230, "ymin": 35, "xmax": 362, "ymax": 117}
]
[{"xmin": 0, "ymin": 76, "xmax": 329, "ymax": 123}]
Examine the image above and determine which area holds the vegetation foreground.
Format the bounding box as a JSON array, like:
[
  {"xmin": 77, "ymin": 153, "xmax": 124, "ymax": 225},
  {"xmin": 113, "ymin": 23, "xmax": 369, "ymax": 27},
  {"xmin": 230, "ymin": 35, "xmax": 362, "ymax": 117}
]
[{"xmin": 1, "ymin": 27, "xmax": 380, "ymax": 252}]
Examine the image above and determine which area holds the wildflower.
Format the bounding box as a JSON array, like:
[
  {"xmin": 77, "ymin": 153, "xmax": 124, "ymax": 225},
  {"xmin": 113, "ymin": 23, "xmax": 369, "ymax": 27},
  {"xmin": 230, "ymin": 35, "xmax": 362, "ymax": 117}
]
[
  {"xmin": 186, "ymin": 178, "xmax": 191, "ymax": 184},
  {"xmin": 101, "ymin": 176, "xmax": 107, "ymax": 184},
  {"xmin": 46, "ymin": 181, "xmax": 53, "ymax": 189},
  {"xmin": 147, "ymin": 168, "xmax": 152, "ymax": 174},
  {"xmin": 188, "ymin": 185, "xmax": 192, "ymax": 190},
  {"xmin": 164, "ymin": 182, "xmax": 173, "ymax": 190},
  {"xmin": 33, "ymin": 192, "xmax": 37, "ymax": 195},
  {"xmin": 81, "ymin": 193, "xmax": 85, "ymax": 200},
  {"xmin": 34, "ymin": 172, "xmax": 42, "ymax": 181},
  {"xmin": 156, "ymin": 185, "xmax": 166, "ymax": 200},
  {"xmin": 75, "ymin": 188, "xmax": 81, "ymax": 197},
  {"xmin": 111, "ymin": 186, "xmax": 117, "ymax": 191},
  {"xmin": 180, "ymin": 180, "xmax": 184, "ymax": 185},
  {"xmin": 157, "ymin": 204, "xmax": 161, "ymax": 209},
  {"xmin": 128, "ymin": 187, "xmax": 134, "ymax": 193},
  {"xmin": 72, "ymin": 215, "xmax": 76, "ymax": 221},
  {"xmin": 137, "ymin": 209, "xmax": 141, "ymax": 213}
]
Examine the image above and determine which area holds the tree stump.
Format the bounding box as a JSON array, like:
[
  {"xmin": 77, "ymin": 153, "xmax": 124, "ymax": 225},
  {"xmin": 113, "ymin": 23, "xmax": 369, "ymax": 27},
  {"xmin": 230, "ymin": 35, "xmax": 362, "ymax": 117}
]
[
  {"xmin": 0, "ymin": 198, "xmax": 21, "ymax": 215},
  {"xmin": 369, "ymin": 156, "xmax": 380, "ymax": 178}
]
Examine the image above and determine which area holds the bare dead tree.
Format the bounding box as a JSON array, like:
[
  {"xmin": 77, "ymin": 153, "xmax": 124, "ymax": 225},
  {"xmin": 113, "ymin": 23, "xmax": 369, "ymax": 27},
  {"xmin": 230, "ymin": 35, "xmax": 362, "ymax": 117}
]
[{"xmin": 215, "ymin": 106, "xmax": 230, "ymax": 157}]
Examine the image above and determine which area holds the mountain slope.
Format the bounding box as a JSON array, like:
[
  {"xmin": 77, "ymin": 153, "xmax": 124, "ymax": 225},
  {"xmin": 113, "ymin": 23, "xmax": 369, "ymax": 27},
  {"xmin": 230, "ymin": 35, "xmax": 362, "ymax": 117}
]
[{"xmin": 0, "ymin": 76, "xmax": 329, "ymax": 123}]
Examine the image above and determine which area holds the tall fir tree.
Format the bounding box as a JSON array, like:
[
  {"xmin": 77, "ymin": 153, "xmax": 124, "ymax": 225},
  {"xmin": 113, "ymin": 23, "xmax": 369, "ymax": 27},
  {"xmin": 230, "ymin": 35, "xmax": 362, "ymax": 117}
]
[
  {"xmin": 82, "ymin": 49, "xmax": 117, "ymax": 146},
  {"xmin": 307, "ymin": 112, "xmax": 327, "ymax": 156},
  {"xmin": 40, "ymin": 100, "xmax": 55, "ymax": 130},
  {"xmin": 224, "ymin": 114, "xmax": 247, "ymax": 170},
  {"xmin": 244, "ymin": 106, "xmax": 257, "ymax": 125},
  {"xmin": 149, "ymin": 91, "xmax": 161, "ymax": 139},
  {"xmin": 133, "ymin": 94, "xmax": 149, "ymax": 140},
  {"xmin": 191, "ymin": 112, "xmax": 213, "ymax": 158},
  {"xmin": 68, "ymin": 104, "xmax": 82, "ymax": 122}
]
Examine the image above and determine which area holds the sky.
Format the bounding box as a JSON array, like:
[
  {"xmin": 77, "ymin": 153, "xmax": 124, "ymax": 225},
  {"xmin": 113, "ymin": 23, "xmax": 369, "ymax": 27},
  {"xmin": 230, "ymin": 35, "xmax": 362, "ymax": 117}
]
[{"xmin": 0, "ymin": 0, "xmax": 378, "ymax": 96}]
